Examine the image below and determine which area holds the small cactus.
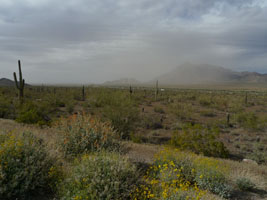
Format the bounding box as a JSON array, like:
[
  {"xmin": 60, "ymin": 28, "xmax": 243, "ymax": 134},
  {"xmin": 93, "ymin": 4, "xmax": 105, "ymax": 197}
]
[
  {"xmin": 13, "ymin": 60, "xmax": 25, "ymax": 103},
  {"xmin": 227, "ymin": 113, "xmax": 230, "ymax": 127},
  {"xmin": 155, "ymin": 80, "xmax": 159, "ymax": 100}
]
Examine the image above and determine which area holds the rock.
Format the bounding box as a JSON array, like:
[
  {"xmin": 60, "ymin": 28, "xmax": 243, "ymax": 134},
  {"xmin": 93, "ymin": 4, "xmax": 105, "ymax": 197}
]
[{"xmin": 242, "ymin": 159, "xmax": 258, "ymax": 165}]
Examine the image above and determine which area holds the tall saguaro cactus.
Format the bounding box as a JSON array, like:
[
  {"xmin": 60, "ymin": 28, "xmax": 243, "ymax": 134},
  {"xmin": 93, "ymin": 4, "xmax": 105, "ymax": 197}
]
[{"xmin": 13, "ymin": 60, "xmax": 25, "ymax": 103}]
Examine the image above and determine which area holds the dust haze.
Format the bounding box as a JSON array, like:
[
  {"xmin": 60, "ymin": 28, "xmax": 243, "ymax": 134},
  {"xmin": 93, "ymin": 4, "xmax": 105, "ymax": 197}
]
[{"xmin": 0, "ymin": 0, "xmax": 267, "ymax": 84}]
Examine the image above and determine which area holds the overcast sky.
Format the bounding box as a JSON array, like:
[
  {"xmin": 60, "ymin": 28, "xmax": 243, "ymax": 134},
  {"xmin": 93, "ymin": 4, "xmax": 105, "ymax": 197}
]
[{"xmin": 0, "ymin": 0, "xmax": 267, "ymax": 84}]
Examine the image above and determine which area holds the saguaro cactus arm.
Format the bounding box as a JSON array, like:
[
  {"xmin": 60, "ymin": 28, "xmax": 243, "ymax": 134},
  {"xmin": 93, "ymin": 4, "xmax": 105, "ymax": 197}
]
[
  {"xmin": 13, "ymin": 72, "xmax": 19, "ymax": 89},
  {"xmin": 13, "ymin": 60, "xmax": 25, "ymax": 102}
]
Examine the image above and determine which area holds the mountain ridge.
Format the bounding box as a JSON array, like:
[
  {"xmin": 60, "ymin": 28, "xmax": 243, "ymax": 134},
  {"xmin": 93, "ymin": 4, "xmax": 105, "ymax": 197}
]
[{"xmin": 0, "ymin": 78, "xmax": 31, "ymax": 87}]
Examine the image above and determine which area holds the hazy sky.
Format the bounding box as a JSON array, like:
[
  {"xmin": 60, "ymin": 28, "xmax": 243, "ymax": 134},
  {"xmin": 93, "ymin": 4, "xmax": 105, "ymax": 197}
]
[{"xmin": 0, "ymin": 0, "xmax": 267, "ymax": 84}]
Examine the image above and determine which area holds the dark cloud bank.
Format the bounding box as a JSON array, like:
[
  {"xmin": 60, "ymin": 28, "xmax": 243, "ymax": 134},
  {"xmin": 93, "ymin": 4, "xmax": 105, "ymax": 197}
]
[{"xmin": 0, "ymin": 0, "xmax": 266, "ymax": 84}]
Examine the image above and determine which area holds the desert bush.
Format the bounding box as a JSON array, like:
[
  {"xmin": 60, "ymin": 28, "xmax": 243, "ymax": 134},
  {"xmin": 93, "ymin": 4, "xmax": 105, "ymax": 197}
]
[
  {"xmin": 0, "ymin": 96, "xmax": 15, "ymax": 119},
  {"xmin": 247, "ymin": 150, "xmax": 267, "ymax": 165},
  {"xmin": 235, "ymin": 112, "xmax": 264, "ymax": 131},
  {"xmin": 236, "ymin": 177, "xmax": 255, "ymax": 191},
  {"xmin": 133, "ymin": 148, "xmax": 231, "ymax": 199},
  {"xmin": 169, "ymin": 103, "xmax": 192, "ymax": 121},
  {"xmin": 0, "ymin": 132, "xmax": 59, "ymax": 199},
  {"xmin": 58, "ymin": 152, "xmax": 140, "ymax": 200},
  {"xmin": 200, "ymin": 110, "xmax": 216, "ymax": 117},
  {"xmin": 199, "ymin": 96, "xmax": 212, "ymax": 106},
  {"xmin": 101, "ymin": 92, "xmax": 139, "ymax": 139},
  {"xmin": 154, "ymin": 106, "xmax": 165, "ymax": 114},
  {"xmin": 170, "ymin": 124, "xmax": 229, "ymax": 158},
  {"xmin": 194, "ymin": 162, "xmax": 232, "ymax": 198},
  {"xmin": 56, "ymin": 113, "xmax": 120, "ymax": 158},
  {"xmin": 66, "ymin": 101, "xmax": 75, "ymax": 114},
  {"xmin": 15, "ymin": 102, "xmax": 50, "ymax": 125}
]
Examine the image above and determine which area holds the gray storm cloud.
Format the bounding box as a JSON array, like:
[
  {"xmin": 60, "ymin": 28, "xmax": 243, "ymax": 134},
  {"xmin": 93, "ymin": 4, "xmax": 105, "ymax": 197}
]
[{"xmin": 0, "ymin": 0, "xmax": 266, "ymax": 84}]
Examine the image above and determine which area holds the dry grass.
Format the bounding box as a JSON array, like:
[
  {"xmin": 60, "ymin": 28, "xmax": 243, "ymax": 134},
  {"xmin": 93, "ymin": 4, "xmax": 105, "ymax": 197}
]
[
  {"xmin": 1, "ymin": 118, "xmax": 267, "ymax": 199},
  {"xmin": 0, "ymin": 118, "xmax": 63, "ymax": 163}
]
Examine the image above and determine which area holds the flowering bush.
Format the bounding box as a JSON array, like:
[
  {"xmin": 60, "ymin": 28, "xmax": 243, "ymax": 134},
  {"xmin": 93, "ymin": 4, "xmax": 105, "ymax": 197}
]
[
  {"xmin": 0, "ymin": 132, "xmax": 59, "ymax": 199},
  {"xmin": 56, "ymin": 113, "xmax": 120, "ymax": 158},
  {"xmin": 132, "ymin": 148, "xmax": 232, "ymax": 199},
  {"xmin": 58, "ymin": 152, "xmax": 140, "ymax": 200}
]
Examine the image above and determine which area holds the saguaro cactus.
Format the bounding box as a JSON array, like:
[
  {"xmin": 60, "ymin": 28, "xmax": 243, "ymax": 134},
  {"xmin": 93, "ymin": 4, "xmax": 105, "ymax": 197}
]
[
  {"xmin": 245, "ymin": 92, "xmax": 248, "ymax": 105},
  {"xmin": 13, "ymin": 60, "xmax": 25, "ymax": 103},
  {"xmin": 227, "ymin": 113, "xmax": 230, "ymax": 127},
  {"xmin": 82, "ymin": 85, "xmax": 85, "ymax": 101},
  {"xmin": 129, "ymin": 85, "xmax": 133, "ymax": 95},
  {"xmin": 155, "ymin": 80, "xmax": 159, "ymax": 100}
]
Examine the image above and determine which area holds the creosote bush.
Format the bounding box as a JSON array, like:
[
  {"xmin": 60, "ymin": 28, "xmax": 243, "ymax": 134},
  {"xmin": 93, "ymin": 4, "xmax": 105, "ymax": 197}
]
[
  {"xmin": 15, "ymin": 102, "xmax": 50, "ymax": 126},
  {"xmin": 170, "ymin": 124, "xmax": 229, "ymax": 158},
  {"xmin": 56, "ymin": 113, "xmax": 120, "ymax": 158},
  {"xmin": 235, "ymin": 112, "xmax": 263, "ymax": 131},
  {"xmin": 58, "ymin": 152, "xmax": 140, "ymax": 200},
  {"xmin": 0, "ymin": 132, "xmax": 59, "ymax": 199}
]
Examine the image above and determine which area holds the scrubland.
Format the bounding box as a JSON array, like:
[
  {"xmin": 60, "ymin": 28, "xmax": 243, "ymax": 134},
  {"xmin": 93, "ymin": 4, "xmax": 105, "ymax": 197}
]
[{"xmin": 0, "ymin": 85, "xmax": 267, "ymax": 199}]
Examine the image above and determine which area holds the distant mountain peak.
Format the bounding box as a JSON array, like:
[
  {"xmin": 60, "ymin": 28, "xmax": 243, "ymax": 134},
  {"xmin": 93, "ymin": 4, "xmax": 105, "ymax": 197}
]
[
  {"xmin": 0, "ymin": 78, "xmax": 31, "ymax": 87},
  {"xmin": 152, "ymin": 63, "xmax": 267, "ymax": 85},
  {"xmin": 0, "ymin": 78, "xmax": 15, "ymax": 87}
]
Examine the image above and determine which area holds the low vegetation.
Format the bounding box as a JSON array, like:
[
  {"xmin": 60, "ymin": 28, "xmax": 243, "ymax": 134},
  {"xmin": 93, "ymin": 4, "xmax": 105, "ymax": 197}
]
[{"xmin": 0, "ymin": 85, "xmax": 267, "ymax": 199}]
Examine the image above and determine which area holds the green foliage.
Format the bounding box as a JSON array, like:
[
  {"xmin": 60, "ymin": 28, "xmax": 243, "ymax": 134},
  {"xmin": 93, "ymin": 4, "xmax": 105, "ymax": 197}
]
[
  {"xmin": 170, "ymin": 124, "xmax": 229, "ymax": 158},
  {"xmin": 66, "ymin": 101, "xmax": 74, "ymax": 114},
  {"xmin": 100, "ymin": 92, "xmax": 139, "ymax": 139},
  {"xmin": 0, "ymin": 96, "xmax": 15, "ymax": 119},
  {"xmin": 236, "ymin": 177, "xmax": 255, "ymax": 191},
  {"xmin": 58, "ymin": 152, "xmax": 140, "ymax": 200},
  {"xmin": 194, "ymin": 168, "xmax": 232, "ymax": 198},
  {"xmin": 169, "ymin": 103, "xmax": 192, "ymax": 121},
  {"xmin": 56, "ymin": 113, "xmax": 120, "ymax": 158},
  {"xmin": 0, "ymin": 132, "xmax": 58, "ymax": 199},
  {"xmin": 247, "ymin": 150, "xmax": 267, "ymax": 165},
  {"xmin": 130, "ymin": 132, "xmax": 143, "ymax": 143},
  {"xmin": 134, "ymin": 148, "xmax": 232, "ymax": 199},
  {"xmin": 154, "ymin": 106, "xmax": 165, "ymax": 114},
  {"xmin": 15, "ymin": 102, "xmax": 49, "ymax": 125},
  {"xmin": 235, "ymin": 112, "xmax": 263, "ymax": 131},
  {"xmin": 199, "ymin": 96, "xmax": 211, "ymax": 106}
]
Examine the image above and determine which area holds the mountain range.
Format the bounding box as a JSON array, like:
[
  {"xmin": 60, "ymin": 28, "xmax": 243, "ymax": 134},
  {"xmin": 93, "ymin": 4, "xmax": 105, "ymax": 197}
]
[
  {"xmin": 1, "ymin": 63, "xmax": 267, "ymax": 87},
  {"xmin": 103, "ymin": 63, "xmax": 267, "ymax": 86},
  {"xmin": 0, "ymin": 78, "xmax": 16, "ymax": 87},
  {"xmin": 0, "ymin": 78, "xmax": 31, "ymax": 87}
]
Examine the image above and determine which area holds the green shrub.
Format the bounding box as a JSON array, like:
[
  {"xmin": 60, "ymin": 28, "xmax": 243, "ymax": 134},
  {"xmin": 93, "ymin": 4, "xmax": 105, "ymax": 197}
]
[
  {"xmin": 66, "ymin": 101, "xmax": 74, "ymax": 114},
  {"xmin": 0, "ymin": 132, "xmax": 58, "ymax": 199},
  {"xmin": 235, "ymin": 112, "xmax": 262, "ymax": 131},
  {"xmin": 154, "ymin": 106, "xmax": 165, "ymax": 114},
  {"xmin": 170, "ymin": 124, "xmax": 229, "ymax": 158},
  {"xmin": 101, "ymin": 93, "xmax": 139, "ymax": 139},
  {"xmin": 169, "ymin": 103, "xmax": 192, "ymax": 121},
  {"xmin": 247, "ymin": 150, "xmax": 267, "ymax": 165},
  {"xmin": 134, "ymin": 148, "xmax": 232, "ymax": 199},
  {"xmin": 0, "ymin": 96, "xmax": 15, "ymax": 119},
  {"xmin": 199, "ymin": 97, "xmax": 211, "ymax": 106},
  {"xmin": 194, "ymin": 168, "xmax": 231, "ymax": 198},
  {"xmin": 56, "ymin": 113, "xmax": 120, "ymax": 158},
  {"xmin": 236, "ymin": 177, "xmax": 255, "ymax": 191},
  {"xmin": 15, "ymin": 102, "xmax": 50, "ymax": 125},
  {"xmin": 58, "ymin": 152, "xmax": 140, "ymax": 200}
]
